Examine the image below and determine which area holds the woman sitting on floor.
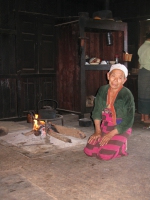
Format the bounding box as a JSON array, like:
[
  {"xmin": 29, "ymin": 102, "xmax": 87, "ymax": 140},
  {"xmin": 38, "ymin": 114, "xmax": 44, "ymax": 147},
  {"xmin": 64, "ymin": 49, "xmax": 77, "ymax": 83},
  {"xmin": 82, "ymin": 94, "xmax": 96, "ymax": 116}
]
[{"xmin": 84, "ymin": 64, "xmax": 135, "ymax": 161}]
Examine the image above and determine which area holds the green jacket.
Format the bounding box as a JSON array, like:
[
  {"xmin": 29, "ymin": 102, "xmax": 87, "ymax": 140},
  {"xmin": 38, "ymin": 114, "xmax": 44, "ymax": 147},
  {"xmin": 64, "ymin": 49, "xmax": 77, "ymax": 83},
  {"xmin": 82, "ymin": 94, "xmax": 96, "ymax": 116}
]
[{"xmin": 92, "ymin": 84, "xmax": 135, "ymax": 134}]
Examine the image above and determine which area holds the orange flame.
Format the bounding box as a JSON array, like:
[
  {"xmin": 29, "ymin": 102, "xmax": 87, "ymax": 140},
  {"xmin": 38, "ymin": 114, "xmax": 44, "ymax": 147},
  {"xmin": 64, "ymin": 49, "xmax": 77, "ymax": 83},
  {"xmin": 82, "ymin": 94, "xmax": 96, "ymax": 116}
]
[{"xmin": 33, "ymin": 114, "xmax": 45, "ymax": 131}]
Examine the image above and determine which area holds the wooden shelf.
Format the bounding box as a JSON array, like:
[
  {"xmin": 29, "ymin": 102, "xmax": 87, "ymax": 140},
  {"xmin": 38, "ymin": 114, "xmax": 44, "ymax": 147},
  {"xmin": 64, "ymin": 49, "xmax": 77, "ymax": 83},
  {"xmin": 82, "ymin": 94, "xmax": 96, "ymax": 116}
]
[
  {"xmin": 56, "ymin": 15, "xmax": 127, "ymax": 118},
  {"xmin": 85, "ymin": 19, "xmax": 127, "ymax": 32},
  {"xmin": 85, "ymin": 64, "xmax": 111, "ymax": 71}
]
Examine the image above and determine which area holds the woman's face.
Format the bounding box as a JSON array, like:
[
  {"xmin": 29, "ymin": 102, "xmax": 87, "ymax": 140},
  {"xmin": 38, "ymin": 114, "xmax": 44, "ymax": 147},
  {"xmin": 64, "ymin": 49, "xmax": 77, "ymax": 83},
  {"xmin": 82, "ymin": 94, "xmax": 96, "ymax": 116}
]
[{"xmin": 107, "ymin": 69, "xmax": 127, "ymax": 90}]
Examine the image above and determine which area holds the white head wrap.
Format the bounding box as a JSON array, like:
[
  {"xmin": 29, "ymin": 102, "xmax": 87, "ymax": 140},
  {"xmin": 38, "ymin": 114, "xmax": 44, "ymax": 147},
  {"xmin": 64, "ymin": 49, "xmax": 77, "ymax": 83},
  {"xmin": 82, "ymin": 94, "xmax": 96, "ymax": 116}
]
[{"xmin": 109, "ymin": 63, "xmax": 128, "ymax": 78}]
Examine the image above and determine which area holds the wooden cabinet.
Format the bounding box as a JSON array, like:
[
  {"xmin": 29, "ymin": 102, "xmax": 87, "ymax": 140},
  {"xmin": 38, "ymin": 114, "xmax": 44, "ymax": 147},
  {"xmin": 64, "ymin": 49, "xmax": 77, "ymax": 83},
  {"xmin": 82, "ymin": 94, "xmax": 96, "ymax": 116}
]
[
  {"xmin": 0, "ymin": 12, "xmax": 56, "ymax": 120},
  {"xmin": 17, "ymin": 13, "xmax": 55, "ymax": 74},
  {"xmin": 17, "ymin": 76, "xmax": 56, "ymax": 117},
  {"xmin": 80, "ymin": 16, "xmax": 127, "ymax": 117},
  {"xmin": 56, "ymin": 15, "xmax": 128, "ymax": 117},
  {"xmin": 0, "ymin": 77, "xmax": 17, "ymax": 119}
]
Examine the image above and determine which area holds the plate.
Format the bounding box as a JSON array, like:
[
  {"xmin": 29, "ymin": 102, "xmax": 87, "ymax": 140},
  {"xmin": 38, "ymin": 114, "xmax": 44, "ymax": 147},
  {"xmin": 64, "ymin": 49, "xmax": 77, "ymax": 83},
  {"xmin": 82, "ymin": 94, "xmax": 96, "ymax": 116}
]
[{"xmin": 90, "ymin": 63, "xmax": 99, "ymax": 65}]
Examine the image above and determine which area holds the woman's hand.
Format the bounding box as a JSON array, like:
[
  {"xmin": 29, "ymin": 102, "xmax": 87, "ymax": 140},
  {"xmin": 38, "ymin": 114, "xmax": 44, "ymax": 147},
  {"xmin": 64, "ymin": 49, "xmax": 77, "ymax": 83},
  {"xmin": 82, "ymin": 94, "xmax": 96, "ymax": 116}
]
[
  {"xmin": 88, "ymin": 132, "xmax": 101, "ymax": 144},
  {"xmin": 88, "ymin": 119, "xmax": 101, "ymax": 144},
  {"xmin": 99, "ymin": 129, "xmax": 118, "ymax": 146}
]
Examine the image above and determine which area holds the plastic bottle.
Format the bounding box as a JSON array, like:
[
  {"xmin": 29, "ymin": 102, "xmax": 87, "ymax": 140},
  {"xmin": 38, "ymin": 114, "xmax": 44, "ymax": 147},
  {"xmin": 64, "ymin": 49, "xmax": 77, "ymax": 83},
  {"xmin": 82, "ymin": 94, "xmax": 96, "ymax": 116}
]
[
  {"xmin": 115, "ymin": 55, "xmax": 119, "ymax": 64},
  {"xmin": 106, "ymin": 32, "xmax": 113, "ymax": 46}
]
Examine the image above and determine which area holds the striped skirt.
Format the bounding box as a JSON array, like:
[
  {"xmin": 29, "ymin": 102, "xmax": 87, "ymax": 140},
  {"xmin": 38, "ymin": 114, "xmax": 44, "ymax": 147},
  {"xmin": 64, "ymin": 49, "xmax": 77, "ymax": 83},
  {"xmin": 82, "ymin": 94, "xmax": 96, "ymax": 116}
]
[{"xmin": 84, "ymin": 108, "xmax": 132, "ymax": 161}]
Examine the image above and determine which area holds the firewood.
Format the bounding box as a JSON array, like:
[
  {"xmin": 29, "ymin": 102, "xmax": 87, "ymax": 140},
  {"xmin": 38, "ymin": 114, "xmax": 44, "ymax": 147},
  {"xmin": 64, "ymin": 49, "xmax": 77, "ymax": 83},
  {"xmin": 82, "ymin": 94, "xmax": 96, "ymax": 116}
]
[
  {"xmin": 22, "ymin": 130, "xmax": 34, "ymax": 136},
  {"xmin": 51, "ymin": 124, "xmax": 86, "ymax": 139},
  {"xmin": 47, "ymin": 129, "xmax": 72, "ymax": 143},
  {"xmin": 0, "ymin": 126, "xmax": 8, "ymax": 136}
]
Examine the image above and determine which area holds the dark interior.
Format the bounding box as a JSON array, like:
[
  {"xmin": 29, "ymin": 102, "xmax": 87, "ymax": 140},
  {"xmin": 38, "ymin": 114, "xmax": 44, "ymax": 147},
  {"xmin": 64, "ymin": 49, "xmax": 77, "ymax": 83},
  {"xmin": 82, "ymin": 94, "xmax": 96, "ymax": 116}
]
[{"xmin": 0, "ymin": 0, "xmax": 149, "ymax": 119}]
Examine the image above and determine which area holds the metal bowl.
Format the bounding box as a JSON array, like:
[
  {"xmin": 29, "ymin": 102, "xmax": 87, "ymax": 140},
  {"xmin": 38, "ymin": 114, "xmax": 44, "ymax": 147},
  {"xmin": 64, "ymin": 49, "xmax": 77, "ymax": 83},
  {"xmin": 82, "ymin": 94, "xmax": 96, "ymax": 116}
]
[{"xmin": 79, "ymin": 118, "xmax": 91, "ymax": 127}]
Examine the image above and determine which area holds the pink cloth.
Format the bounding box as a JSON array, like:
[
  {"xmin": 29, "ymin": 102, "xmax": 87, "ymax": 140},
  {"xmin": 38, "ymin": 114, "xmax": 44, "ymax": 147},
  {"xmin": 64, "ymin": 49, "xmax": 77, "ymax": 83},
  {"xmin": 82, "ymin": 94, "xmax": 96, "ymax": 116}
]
[{"xmin": 84, "ymin": 108, "xmax": 132, "ymax": 160}]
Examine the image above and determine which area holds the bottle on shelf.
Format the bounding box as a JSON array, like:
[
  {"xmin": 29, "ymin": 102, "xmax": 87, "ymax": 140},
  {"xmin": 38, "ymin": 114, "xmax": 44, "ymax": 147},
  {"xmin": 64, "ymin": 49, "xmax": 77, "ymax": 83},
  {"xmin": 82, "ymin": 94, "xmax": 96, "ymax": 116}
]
[
  {"xmin": 106, "ymin": 32, "xmax": 113, "ymax": 46},
  {"xmin": 115, "ymin": 54, "xmax": 119, "ymax": 64}
]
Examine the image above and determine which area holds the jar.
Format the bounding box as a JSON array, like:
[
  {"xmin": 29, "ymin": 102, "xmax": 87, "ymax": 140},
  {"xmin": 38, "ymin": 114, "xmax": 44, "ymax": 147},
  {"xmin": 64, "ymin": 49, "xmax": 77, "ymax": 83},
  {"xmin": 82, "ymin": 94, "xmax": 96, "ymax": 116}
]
[{"xmin": 115, "ymin": 54, "xmax": 119, "ymax": 63}]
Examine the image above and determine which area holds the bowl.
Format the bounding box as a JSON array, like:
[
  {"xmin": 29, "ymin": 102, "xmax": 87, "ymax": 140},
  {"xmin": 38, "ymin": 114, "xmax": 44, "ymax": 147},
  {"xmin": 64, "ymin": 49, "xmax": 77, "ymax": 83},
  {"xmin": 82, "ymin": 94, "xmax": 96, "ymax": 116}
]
[
  {"xmin": 79, "ymin": 118, "xmax": 92, "ymax": 127},
  {"xmin": 100, "ymin": 60, "xmax": 107, "ymax": 64},
  {"xmin": 109, "ymin": 61, "xmax": 115, "ymax": 65}
]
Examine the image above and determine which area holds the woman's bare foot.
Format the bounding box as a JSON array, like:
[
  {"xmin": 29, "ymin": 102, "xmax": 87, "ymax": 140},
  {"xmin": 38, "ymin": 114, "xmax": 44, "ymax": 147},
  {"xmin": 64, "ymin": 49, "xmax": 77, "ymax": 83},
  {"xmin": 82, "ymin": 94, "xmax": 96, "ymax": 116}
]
[
  {"xmin": 141, "ymin": 114, "xmax": 144, "ymax": 122},
  {"xmin": 141, "ymin": 114, "xmax": 150, "ymax": 123}
]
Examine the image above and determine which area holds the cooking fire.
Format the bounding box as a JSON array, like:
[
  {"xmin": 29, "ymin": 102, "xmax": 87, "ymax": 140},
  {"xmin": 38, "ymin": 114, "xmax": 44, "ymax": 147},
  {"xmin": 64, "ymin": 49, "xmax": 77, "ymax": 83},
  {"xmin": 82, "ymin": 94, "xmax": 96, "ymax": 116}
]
[
  {"xmin": 33, "ymin": 114, "xmax": 51, "ymax": 138},
  {"xmin": 23, "ymin": 113, "xmax": 86, "ymax": 143}
]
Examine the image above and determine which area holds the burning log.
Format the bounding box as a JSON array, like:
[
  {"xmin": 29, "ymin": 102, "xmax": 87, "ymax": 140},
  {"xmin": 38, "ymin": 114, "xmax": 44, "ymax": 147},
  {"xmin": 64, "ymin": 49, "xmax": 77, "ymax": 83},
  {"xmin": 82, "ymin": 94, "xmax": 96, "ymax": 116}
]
[
  {"xmin": 23, "ymin": 114, "xmax": 47, "ymax": 137},
  {"xmin": 23, "ymin": 113, "xmax": 85, "ymax": 144},
  {"xmin": 47, "ymin": 129, "xmax": 72, "ymax": 143},
  {"xmin": 22, "ymin": 130, "xmax": 34, "ymax": 136},
  {"xmin": 51, "ymin": 124, "xmax": 86, "ymax": 139}
]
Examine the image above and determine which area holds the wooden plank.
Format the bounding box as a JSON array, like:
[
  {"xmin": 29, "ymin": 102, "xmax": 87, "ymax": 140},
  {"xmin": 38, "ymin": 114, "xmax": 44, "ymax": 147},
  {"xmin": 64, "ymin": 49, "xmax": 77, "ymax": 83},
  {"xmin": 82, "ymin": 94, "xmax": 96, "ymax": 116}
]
[
  {"xmin": 51, "ymin": 124, "xmax": 86, "ymax": 139},
  {"xmin": 47, "ymin": 129, "xmax": 72, "ymax": 143}
]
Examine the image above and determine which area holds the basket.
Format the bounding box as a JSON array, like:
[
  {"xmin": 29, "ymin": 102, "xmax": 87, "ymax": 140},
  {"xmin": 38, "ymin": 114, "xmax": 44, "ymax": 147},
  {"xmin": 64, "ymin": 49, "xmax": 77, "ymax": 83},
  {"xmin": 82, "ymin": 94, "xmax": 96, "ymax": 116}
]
[{"xmin": 123, "ymin": 53, "xmax": 132, "ymax": 62}]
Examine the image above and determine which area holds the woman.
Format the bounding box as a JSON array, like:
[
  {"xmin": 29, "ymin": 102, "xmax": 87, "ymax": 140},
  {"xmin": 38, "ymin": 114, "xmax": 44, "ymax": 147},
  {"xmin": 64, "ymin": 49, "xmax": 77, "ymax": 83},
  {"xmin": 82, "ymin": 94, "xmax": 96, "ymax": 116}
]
[
  {"xmin": 138, "ymin": 32, "xmax": 150, "ymax": 123},
  {"xmin": 84, "ymin": 64, "xmax": 135, "ymax": 161}
]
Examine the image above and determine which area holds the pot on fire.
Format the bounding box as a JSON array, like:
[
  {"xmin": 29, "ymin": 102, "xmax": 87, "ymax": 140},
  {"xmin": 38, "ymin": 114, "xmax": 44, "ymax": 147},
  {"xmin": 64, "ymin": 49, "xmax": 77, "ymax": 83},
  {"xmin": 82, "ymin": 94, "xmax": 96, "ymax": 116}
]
[
  {"xmin": 38, "ymin": 99, "xmax": 58, "ymax": 119},
  {"xmin": 26, "ymin": 110, "xmax": 35, "ymax": 123}
]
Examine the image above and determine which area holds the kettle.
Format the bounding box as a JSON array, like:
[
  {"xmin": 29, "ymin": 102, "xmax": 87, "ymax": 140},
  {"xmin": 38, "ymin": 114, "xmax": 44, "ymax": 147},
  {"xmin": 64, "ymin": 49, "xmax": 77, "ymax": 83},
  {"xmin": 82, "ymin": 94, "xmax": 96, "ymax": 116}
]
[{"xmin": 38, "ymin": 99, "xmax": 58, "ymax": 119}]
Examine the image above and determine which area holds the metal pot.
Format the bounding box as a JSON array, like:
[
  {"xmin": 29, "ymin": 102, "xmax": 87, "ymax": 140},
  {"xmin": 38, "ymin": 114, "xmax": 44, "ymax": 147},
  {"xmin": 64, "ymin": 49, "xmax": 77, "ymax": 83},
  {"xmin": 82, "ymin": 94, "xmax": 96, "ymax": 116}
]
[
  {"xmin": 79, "ymin": 118, "xmax": 91, "ymax": 127},
  {"xmin": 38, "ymin": 99, "xmax": 58, "ymax": 119},
  {"xmin": 27, "ymin": 110, "xmax": 35, "ymax": 123}
]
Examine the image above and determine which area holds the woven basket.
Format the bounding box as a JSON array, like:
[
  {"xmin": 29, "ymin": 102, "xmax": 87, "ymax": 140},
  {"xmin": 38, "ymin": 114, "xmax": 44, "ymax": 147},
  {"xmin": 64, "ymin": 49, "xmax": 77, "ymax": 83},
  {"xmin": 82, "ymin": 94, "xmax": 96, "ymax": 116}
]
[{"xmin": 123, "ymin": 53, "xmax": 132, "ymax": 62}]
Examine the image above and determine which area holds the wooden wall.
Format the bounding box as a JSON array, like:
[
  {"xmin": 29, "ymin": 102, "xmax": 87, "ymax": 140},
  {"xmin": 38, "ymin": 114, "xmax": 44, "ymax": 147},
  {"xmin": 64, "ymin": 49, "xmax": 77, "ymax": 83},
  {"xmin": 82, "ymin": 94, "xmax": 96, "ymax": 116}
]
[
  {"xmin": 55, "ymin": 22, "xmax": 81, "ymax": 112},
  {"xmin": 55, "ymin": 19, "xmax": 126, "ymax": 114},
  {"xmin": 0, "ymin": 0, "xmax": 57, "ymax": 120},
  {"xmin": 0, "ymin": 0, "xmax": 150, "ymax": 118},
  {"xmin": 85, "ymin": 30, "xmax": 124, "ymax": 97}
]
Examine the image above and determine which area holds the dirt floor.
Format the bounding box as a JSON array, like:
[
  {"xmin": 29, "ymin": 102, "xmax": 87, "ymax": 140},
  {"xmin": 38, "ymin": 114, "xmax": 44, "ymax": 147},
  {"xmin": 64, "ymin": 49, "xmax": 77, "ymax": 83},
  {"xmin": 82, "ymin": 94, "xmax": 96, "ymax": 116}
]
[{"xmin": 0, "ymin": 113, "xmax": 150, "ymax": 200}]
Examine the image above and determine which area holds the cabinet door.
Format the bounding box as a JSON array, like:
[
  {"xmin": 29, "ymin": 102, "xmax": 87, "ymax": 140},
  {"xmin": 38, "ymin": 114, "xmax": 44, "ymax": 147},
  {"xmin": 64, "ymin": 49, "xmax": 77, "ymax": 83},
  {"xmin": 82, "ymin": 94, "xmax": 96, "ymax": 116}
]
[
  {"xmin": 38, "ymin": 16, "xmax": 55, "ymax": 73},
  {"xmin": 0, "ymin": 33, "xmax": 17, "ymax": 119},
  {"xmin": 17, "ymin": 14, "xmax": 38, "ymax": 73},
  {"xmin": 0, "ymin": 34, "xmax": 16, "ymax": 74},
  {"xmin": 17, "ymin": 76, "xmax": 56, "ymax": 117},
  {"xmin": 17, "ymin": 13, "xmax": 55, "ymax": 74},
  {"xmin": 38, "ymin": 77, "xmax": 56, "ymax": 101},
  {"xmin": 0, "ymin": 78, "xmax": 17, "ymax": 119},
  {"xmin": 16, "ymin": 13, "xmax": 56, "ymax": 117},
  {"xmin": 17, "ymin": 77, "xmax": 37, "ymax": 117}
]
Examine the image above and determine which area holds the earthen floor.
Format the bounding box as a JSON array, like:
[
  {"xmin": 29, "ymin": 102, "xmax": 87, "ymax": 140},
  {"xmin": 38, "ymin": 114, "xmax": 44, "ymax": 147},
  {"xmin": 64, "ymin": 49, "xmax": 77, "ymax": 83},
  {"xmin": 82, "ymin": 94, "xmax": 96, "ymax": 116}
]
[{"xmin": 0, "ymin": 113, "xmax": 150, "ymax": 200}]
